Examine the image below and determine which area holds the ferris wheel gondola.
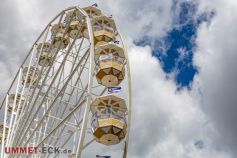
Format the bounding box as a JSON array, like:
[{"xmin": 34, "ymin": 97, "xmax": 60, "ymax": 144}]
[{"xmin": 0, "ymin": 5, "xmax": 131, "ymax": 158}]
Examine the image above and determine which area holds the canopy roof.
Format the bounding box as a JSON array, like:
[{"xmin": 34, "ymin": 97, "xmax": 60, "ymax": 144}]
[
  {"xmin": 65, "ymin": 10, "xmax": 83, "ymax": 21},
  {"xmin": 51, "ymin": 23, "xmax": 65, "ymax": 31},
  {"xmin": 91, "ymin": 15, "xmax": 117, "ymax": 31},
  {"xmin": 83, "ymin": 6, "xmax": 102, "ymax": 17},
  {"xmin": 94, "ymin": 43, "xmax": 125, "ymax": 61}
]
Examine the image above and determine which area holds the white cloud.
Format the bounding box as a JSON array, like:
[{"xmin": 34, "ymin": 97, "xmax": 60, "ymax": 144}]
[
  {"xmin": 99, "ymin": 0, "xmax": 173, "ymax": 40},
  {"xmin": 0, "ymin": 62, "xmax": 12, "ymax": 95},
  {"xmin": 0, "ymin": 0, "xmax": 236, "ymax": 157},
  {"xmin": 127, "ymin": 44, "xmax": 231, "ymax": 158},
  {"xmin": 193, "ymin": 0, "xmax": 237, "ymax": 156},
  {"xmin": 20, "ymin": 0, "xmax": 174, "ymax": 42}
]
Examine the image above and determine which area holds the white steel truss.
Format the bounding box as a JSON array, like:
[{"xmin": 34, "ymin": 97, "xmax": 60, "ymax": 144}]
[{"xmin": 0, "ymin": 6, "xmax": 132, "ymax": 158}]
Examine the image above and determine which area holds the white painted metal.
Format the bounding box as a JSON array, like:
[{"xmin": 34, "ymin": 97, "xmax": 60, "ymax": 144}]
[
  {"xmin": 118, "ymin": 31, "xmax": 132, "ymax": 158},
  {"xmin": 76, "ymin": 11, "xmax": 95, "ymax": 158},
  {"xmin": 0, "ymin": 5, "xmax": 132, "ymax": 158},
  {"xmin": 1, "ymin": 95, "xmax": 9, "ymax": 158}
]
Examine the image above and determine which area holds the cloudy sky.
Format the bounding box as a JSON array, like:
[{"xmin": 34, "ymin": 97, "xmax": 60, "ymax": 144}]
[{"xmin": 1, "ymin": 0, "xmax": 237, "ymax": 157}]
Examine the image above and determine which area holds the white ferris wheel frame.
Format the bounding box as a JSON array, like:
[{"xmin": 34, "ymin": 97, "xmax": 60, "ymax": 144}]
[{"xmin": 0, "ymin": 6, "xmax": 132, "ymax": 158}]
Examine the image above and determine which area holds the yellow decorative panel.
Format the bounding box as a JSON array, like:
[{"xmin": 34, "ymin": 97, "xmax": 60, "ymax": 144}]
[{"xmin": 98, "ymin": 118, "xmax": 125, "ymax": 129}]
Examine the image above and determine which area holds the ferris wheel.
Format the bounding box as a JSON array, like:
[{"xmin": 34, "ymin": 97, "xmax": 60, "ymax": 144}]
[{"xmin": 0, "ymin": 4, "xmax": 132, "ymax": 158}]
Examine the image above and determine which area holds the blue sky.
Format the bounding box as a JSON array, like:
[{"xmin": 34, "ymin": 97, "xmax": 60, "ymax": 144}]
[
  {"xmin": 136, "ymin": 1, "xmax": 214, "ymax": 88},
  {"xmin": 0, "ymin": 0, "xmax": 237, "ymax": 157}
]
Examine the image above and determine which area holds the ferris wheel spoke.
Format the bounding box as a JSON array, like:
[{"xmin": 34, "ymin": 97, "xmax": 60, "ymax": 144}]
[
  {"xmin": 6, "ymin": 45, "xmax": 38, "ymax": 147},
  {"xmin": 50, "ymin": 130, "xmax": 75, "ymax": 158},
  {"xmin": 13, "ymin": 32, "xmax": 73, "ymax": 147},
  {"xmin": 0, "ymin": 11, "xmax": 61, "ymax": 111},
  {"xmin": 25, "ymin": 99, "xmax": 86, "ymax": 158},
  {"xmin": 1, "ymin": 6, "xmax": 132, "ymax": 158},
  {"xmin": 16, "ymin": 26, "xmax": 87, "ymax": 147},
  {"xmin": 47, "ymin": 84, "xmax": 106, "ymax": 153},
  {"xmin": 82, "ymin": 138, "xmax": 95, "ymax": 150},
  {"xmin": 43, "ymin": 50, "xmax": 90, "ymax": 139},
  {"xmin": 46, "ymin": 84, "xmax": 88, "ymax": 147},
  {"xmin": 21, "ymin": 47, "xmax": 90, "ymax": 147}
]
